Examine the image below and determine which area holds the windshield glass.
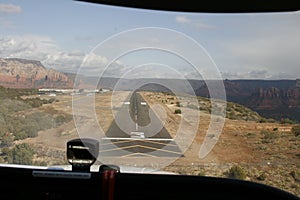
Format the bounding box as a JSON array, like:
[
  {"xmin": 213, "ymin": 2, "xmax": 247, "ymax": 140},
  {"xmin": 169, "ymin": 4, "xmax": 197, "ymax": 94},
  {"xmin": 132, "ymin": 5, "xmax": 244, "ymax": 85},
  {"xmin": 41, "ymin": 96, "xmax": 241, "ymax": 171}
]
[{"xmin": 0, "ymin": 0, "xmax": 299, "ymax": 197}]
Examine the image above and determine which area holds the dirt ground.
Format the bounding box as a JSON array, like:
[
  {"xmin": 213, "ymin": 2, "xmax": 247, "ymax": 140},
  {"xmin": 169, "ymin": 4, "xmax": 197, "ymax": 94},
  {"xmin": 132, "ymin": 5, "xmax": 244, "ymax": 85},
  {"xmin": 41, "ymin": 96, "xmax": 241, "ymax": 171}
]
[
  {"xmin": 141, "ymin": 92, "xmax": 300, "ymax": 197},
  {"xmin": 20, "ymin": 91, "xmax": 300, "ymax": 197}
]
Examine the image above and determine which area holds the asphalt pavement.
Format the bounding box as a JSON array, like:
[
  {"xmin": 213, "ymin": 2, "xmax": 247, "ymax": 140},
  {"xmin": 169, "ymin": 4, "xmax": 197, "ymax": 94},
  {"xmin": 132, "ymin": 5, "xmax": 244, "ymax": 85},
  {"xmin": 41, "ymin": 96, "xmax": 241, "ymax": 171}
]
[{"xmin": 100, "ymin": 92, "xmax": 182, "ymax": 157}]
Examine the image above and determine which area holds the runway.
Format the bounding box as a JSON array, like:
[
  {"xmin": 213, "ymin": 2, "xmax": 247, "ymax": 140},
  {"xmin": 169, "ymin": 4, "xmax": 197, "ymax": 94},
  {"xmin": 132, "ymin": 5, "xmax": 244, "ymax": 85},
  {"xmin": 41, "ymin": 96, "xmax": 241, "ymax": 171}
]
[{"xmin": 100, "ymin": 92, "xmax": 182, "ymax": 157}]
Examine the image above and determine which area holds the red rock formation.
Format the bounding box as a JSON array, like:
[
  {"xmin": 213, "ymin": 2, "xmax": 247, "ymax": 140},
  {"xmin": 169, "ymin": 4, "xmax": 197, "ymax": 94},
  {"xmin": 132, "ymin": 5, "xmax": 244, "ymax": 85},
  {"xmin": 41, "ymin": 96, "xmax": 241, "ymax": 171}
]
[{"xmin": 0, "ymin": 58, "xmax": 73, "ymax": 88}]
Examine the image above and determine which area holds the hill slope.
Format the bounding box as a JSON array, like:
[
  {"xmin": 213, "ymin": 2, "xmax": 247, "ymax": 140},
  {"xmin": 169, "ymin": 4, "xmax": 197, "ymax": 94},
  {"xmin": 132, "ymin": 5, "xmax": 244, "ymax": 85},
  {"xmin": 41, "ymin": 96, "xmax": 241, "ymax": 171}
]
[{"xmin": 0, "ymin": 58, "xmax": 73, "ymax": 88}]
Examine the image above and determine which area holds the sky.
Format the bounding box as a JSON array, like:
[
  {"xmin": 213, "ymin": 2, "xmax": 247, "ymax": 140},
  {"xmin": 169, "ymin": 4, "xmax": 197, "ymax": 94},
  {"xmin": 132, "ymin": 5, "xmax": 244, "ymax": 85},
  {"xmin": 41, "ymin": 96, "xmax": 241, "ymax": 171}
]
[{"xmin": 0, "ymin": 0, "xmax": 300, "ymax": 80}]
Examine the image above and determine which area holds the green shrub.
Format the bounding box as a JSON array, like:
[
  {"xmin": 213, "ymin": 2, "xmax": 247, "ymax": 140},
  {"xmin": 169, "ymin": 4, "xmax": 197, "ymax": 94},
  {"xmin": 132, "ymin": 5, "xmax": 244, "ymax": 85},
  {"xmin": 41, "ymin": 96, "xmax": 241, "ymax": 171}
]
[
  {"xmin": 281, "ymin": 118, "xmax": 297, "ymax": 124},
  {"xmin": 174, "ymin": 109, "xmax": 182, "ymax": 114},
  {"xmin": 257, "ymin": 172, "xmax": 267, "ymax": 181},
  {"xmin": 292, "ymin": 125, "xmax": 300, "ymax": 137},
  {"xmin": 259, "ymin": 118, "xmax": 267, "ymax": 123},
  {"xmin": 261, "ymin": 130, "xmax": 277, "ymax": 139},
  {"xmin": 0, "ymin": 133, "xmax": 13, "ymax": 147},
  {"xmin": 245, "ymin": 132, "xmax": 256, "ymax": 138},
  {"xmin": 227, "ymin": 165, "xmax": 247, "ymax": 180},
  {"xmin": 6, "ymin": 143, "xmax": 34, "ymax": 165},
  {"xmin": 197, "ymin": 171, "xmax": 206, "ymax": 176},
  {"xmin": 55, "ymin": 115, "xmax": 72, "ymax": 126},
  {"xmin": 48, "ymin": 98, "xmax": 56, "ymax": 103}
]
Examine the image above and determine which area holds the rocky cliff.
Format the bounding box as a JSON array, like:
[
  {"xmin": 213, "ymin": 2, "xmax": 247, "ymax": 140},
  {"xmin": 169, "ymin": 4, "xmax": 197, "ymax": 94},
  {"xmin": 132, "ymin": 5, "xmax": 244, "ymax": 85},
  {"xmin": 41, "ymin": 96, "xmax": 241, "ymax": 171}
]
[
  {"xmin": 249, "ymin": 87, "xmax": 300, "ymax": 109},
  {"xmin": 195, "ymin": 79, "xmax": 300, "ymax": 122},
  {"xmin": 0, "ymin": 58, "xmax": 73, "ymax": 88}
]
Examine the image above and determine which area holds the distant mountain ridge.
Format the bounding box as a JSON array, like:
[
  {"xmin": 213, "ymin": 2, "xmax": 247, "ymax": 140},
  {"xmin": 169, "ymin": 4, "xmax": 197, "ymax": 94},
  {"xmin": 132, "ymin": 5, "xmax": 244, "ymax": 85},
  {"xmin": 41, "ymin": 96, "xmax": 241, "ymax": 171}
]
[
  {"xmin": 0, "ymin": 57, "xmax": 299, "ymax": 122},
  {"xmin": 195, "ymin": 79, "xmax": 300, "ymax": 122},
  {"xmin": 0, "ymin": 57, "xmax": 73, "ymax": 88},
  {"xmin": 93, "ymin": 77, "xmax": 300, "ymax": 122}
]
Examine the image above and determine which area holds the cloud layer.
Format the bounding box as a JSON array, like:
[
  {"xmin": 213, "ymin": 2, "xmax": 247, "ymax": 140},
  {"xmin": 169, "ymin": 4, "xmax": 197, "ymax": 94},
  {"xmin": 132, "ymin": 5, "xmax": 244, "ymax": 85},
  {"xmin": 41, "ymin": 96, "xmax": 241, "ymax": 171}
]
[
  {"xmin": 0, "ymin": 4, "xmax": 21, "ymax": 14},
  {"xmin": 1, "ymin": 9, "xmax": 299, "ymax": 80}
]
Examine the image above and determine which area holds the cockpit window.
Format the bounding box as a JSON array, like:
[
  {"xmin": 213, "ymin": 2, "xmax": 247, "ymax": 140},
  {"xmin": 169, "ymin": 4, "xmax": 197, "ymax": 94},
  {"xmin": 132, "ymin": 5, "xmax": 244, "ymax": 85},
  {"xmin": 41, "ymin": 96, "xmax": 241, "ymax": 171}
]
[{"xmin": 0, "ymin": 0, "xmax": 299, "ymax": 197}]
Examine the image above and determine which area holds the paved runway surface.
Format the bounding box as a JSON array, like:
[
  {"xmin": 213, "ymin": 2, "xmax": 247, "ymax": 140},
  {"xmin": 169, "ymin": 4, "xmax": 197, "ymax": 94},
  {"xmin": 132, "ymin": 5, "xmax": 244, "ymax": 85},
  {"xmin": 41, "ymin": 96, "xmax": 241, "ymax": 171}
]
[{"xmin": 100, "ymin": 92, "xmax": 182, "ymax": 157}]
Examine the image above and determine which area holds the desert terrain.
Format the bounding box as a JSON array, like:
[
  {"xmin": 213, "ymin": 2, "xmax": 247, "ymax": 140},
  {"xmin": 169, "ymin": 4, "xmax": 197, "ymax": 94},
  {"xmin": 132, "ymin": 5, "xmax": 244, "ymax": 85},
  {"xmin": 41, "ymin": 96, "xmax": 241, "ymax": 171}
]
[{"xmin": 18, "ymin": 91, "xmax": 300, "ymax": 197}]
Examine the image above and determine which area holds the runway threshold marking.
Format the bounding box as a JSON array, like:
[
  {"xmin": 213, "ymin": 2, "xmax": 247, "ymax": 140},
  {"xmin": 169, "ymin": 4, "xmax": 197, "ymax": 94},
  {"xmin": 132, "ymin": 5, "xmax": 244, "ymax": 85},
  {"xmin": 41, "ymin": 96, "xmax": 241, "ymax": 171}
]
[
  {"xmin": 100, "ymin": 144, "xmax": 182, "ymax": 155},
  {"xmin": 120, "ymin": 153, "xmax": 157, "ymax": 158},
  {"xmin": 101, "ymin": 137, "xmax": 174, "ymax": 141}
]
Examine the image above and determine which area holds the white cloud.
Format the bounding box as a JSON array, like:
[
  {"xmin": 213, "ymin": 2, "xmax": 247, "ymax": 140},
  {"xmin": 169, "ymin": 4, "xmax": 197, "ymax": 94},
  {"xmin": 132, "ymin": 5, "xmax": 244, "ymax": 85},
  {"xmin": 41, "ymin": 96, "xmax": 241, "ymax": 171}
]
[
  {"xmin": 0, "ymin": 35, "xmax": 58, "ymax": 61},
  {"xmin": 214, "ymin": 16, "xmax": 300, "ymax": 79},
  {"xmin": 175, "ymin": 15, "xmax": 215, "ymax": 29},
  {"xmin": 226, "ymin": 35, "xmax": 300, "ymax": 78},
  {"xmin": 176, "ymin": 16, "xmax": 191, "ymax": 24},
  {"xmin": 0, "ymin": 35, "xmax": 85, "ymax": 72},
  {"xmin": 0, "ymin": 4, "xmax": 21, "ymax": 14},
  {"xmin": 0, "ymin": 4, "xmax": 21, "ymax": 28},
  {"xmin": 221, "ymin": 69, "xmax": 270, "ymax": 79},
  {"xmin": 82, "ymin": 52, "xmax": 108, "ymax": 67},
  {"xmin": 221, "ymin": 69, "xmax": 296, "ymax": 80},
  {"xmin": 0, "ymin": 35, "xmax": 129, "ymax": 76},
  {"xmin": 44, "ymin": 51, "xmax": 85, "ymax": 72}
]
